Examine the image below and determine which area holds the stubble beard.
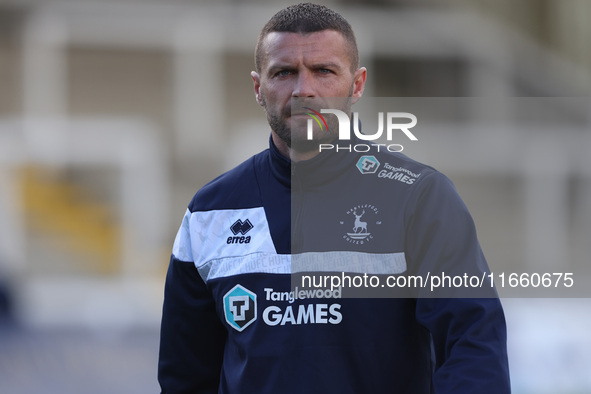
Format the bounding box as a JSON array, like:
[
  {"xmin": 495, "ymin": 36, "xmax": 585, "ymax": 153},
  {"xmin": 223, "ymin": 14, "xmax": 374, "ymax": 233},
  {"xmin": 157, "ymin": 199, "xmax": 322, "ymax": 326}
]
[{"xmin": 262, "ymin": 85, "xmax": 354, "ymax": 154}]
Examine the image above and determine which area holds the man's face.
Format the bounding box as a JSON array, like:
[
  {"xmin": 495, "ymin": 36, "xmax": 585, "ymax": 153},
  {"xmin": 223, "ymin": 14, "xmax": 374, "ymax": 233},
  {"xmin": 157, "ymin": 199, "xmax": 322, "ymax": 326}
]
[{"xmin": 252, "ymin": 30, "xmax": 366, "ymax": 156}]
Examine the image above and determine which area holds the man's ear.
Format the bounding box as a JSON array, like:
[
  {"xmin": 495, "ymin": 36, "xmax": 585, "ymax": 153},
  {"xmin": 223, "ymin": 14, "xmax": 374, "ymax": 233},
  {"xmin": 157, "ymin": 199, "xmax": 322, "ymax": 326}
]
[
  {"xmin": 251, "ymin": 71, "xmax": 263, "ymax": 106},
  {"xmin": 351, "ymin": 67, "xmax": 367, "ymax": 104}
]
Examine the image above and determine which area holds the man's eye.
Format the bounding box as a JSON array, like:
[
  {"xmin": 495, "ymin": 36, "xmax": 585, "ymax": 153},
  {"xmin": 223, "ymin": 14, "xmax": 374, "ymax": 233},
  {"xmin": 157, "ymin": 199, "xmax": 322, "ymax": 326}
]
[
  {"xmin": 318, "ymin": 68, "xmax": 332, "ymax": 74},
  {"xmin": 276, "ymin": 70, "xmax": 292, "ymax": 77}
]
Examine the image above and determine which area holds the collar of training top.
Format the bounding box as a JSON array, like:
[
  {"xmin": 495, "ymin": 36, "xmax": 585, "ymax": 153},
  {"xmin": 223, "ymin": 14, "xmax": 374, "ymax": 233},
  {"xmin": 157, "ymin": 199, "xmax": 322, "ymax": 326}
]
[{"xmin": 268, "ymin": 134, "xmax": 364, "ymax": 190}]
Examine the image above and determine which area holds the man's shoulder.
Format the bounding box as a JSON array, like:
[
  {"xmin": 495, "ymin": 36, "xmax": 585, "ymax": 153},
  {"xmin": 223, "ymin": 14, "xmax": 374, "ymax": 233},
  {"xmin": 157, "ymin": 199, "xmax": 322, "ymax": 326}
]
[
  {"xmin": 188, "ymin": 149, "xmax": 270, "ymax": 212},
  {"xmin": 371, "ymin": 150, "xmax": 470, "ymax": 215}
]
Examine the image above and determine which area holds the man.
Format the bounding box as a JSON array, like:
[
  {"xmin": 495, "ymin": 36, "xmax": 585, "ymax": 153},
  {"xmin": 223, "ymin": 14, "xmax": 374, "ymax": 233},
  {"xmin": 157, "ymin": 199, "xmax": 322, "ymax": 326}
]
[{"xmin": 158, "ymin": 3, "xmax": 511, "ymax": 393}]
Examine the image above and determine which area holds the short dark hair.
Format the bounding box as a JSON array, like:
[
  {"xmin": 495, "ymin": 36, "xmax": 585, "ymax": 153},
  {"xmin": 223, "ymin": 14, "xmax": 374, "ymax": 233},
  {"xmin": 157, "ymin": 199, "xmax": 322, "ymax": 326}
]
[{"xmin": 255, "ymin": 3, "xmax": 359, "ymax": 73}]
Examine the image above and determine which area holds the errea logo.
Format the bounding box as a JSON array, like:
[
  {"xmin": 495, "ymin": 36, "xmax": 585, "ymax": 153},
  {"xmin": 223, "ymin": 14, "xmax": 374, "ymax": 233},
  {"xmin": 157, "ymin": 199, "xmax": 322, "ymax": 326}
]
[
  {"xmin": 356, "ymin": 156, "xmax": 380, "ymax": 175},
  {"xmin": 231, "ymin": 219, "xmax": 253, "ymax": 235},
  {"xmin": 227, "ymin": 219, "xmax": 253, "ymax": 244},
  {"xmin": 223, "ymin": 285, "xmax": 257, "ymax": 332}
]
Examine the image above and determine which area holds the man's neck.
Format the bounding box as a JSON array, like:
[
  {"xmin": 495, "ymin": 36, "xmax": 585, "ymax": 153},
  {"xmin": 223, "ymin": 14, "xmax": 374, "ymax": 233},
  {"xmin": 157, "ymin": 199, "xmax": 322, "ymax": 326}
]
[{"xmin": 271, "ymin": 132, "xmax": 321, "ymax": 162}]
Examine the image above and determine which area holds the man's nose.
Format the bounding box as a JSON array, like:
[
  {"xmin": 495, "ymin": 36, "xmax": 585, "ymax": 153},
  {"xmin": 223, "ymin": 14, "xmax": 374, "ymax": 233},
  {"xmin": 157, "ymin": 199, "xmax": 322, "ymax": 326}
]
[{"xmin": 292, "ymin": 71, "xmax": 315, "ymax": 97}]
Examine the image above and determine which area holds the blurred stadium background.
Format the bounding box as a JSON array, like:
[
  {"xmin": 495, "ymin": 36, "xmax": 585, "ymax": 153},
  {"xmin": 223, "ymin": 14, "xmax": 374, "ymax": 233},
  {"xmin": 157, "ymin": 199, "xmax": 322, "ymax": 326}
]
[{"xmin": 0, "ymin": 0, "xmax": 590, "ymax": 393}]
